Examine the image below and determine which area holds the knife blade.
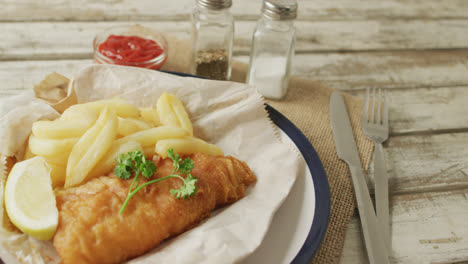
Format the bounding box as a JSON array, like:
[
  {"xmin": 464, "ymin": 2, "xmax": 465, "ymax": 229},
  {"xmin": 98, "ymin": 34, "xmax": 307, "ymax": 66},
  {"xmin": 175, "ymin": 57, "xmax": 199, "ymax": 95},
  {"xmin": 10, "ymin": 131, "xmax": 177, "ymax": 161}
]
[{"xmin": 330, "ymin": 92, "xmax": 389, "ymax": 264}]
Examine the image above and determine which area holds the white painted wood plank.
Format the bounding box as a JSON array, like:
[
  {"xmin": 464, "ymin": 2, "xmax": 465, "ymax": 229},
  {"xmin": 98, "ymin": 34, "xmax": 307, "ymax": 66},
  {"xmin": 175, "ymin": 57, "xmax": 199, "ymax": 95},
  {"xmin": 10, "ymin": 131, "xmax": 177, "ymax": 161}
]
[
  {"xmin": 0, "ymin": 59, "xmax": 467, "ymax": 135},
  {"xmin": 2, "ymin": 0, "xmax": 468, "ymax": 21},
  {"xmin": 292, "ymin": 19, "xmax": 468, "ymax": 51},
  {"xmin": 237, "ymin": 50, "xmax": 468, "ymax": 90},
  {"xmin": 294, "ymin": 51, "xmax": 468, "ymax": 91},
  {"xmin": 1, "ymin": 20, "xmax": 468, "ymax": 60},
  {"xmin": 5, "ymin": 51, "xmax": 468, "ymax": 95},
  {"xmin": 242, "ymin": 51, "xmax": 468, "ymax": 134},
  {"xmin": 0, "ymin": 22, "xmax": 187, "ymax": 60},
  {"xmin": 340, "ymin": 130, "xmax": 468, "ymax": 199},
  {"xmin": 353, "ymin": 87, "xmax": 468, "ymax": 135},
  {"xmin": 386, "ymin": 133, "xmax": 468, "ymax": 194},
  {"xmin": 341, "ymin": 190, "xmax": 468, "ymax": 264},
  {"xmin": 0, "ymin": 60, "xmax": 91, "ymax": 96}
]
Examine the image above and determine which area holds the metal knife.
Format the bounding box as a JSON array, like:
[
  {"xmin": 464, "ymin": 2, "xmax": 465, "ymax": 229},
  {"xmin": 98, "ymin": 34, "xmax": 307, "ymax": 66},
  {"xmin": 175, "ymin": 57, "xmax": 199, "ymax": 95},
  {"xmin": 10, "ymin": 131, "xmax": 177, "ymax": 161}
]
[{"xmin": 330, "ymin": 92, "xmax": 389, "ymax": 264}]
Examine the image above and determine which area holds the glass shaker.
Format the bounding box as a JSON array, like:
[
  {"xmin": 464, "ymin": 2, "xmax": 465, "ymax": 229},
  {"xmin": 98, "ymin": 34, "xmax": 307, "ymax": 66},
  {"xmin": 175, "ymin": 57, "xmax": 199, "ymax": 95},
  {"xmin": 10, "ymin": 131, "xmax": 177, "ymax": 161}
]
[
  {"xmin": 247, "ymin": 0, "xmax": 297, "ymax": 100},
  {"xmin": 191, "ymin": 0, "xmax": 234, "ymax": 81}
]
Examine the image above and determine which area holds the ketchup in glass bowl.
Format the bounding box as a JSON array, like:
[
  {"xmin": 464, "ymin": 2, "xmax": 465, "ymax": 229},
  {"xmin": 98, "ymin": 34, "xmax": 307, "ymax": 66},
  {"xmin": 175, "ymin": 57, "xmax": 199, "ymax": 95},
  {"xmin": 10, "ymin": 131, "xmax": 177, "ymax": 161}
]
[{"xmin": 93, "ymin": 25, "xmax": 168, "ymax": 70}]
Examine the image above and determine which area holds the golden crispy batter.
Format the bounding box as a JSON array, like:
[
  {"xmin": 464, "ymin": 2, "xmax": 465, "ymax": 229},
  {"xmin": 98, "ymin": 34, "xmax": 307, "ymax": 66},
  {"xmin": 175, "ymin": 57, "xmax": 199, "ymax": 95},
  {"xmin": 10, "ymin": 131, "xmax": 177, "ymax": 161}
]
[{"xmin": 53, "ymin": 153, "xmax": 256, "ymax": 264}]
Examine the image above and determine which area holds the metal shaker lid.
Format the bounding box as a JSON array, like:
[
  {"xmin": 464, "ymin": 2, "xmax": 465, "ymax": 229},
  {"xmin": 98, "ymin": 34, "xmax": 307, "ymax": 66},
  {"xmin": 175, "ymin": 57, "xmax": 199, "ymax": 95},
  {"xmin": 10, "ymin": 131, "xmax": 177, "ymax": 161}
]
[
  {"xmin": 262, "ymin": 0, "xmax": 297, "ymax": 20},
  {"xmin": 197, "ymin": 0, "xmax": 232, "ymax": 10}
]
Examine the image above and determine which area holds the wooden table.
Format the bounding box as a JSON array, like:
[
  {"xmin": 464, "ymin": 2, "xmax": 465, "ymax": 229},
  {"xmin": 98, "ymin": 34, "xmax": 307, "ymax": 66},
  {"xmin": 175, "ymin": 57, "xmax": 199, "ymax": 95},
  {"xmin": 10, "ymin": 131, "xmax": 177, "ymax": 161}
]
[{"xmin": 1, "ymin": 1, "xmax": 468, "ymax": 263}]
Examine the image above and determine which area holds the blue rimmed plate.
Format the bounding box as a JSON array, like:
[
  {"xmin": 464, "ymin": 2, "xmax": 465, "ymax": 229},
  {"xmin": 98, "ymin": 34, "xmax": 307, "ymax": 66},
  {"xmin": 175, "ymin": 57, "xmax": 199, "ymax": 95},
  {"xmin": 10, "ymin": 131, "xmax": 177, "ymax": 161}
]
[{"xmin": 163, "ymin": 71, "xmax": 331, "ymax": 263}]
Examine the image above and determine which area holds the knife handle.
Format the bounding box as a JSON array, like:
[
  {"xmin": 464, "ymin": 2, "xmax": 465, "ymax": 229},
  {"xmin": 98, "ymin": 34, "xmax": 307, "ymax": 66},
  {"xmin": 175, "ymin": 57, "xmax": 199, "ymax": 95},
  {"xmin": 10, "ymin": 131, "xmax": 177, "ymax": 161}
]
[{"xmin": 349, "ymin": 164, "xmax": 389, "ymax": 264}]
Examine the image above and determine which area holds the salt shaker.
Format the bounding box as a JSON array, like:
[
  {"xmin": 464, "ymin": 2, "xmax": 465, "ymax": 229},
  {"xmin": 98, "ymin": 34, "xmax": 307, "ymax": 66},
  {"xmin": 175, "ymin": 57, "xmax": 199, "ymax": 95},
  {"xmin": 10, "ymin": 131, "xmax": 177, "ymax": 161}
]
[
  {"xmin": 247, "ymin": 0, "xmax": 297, "ymax": 100},
  {"xmin": 191, "ymin": 0, "xmax": 234, "ymax": 81}
]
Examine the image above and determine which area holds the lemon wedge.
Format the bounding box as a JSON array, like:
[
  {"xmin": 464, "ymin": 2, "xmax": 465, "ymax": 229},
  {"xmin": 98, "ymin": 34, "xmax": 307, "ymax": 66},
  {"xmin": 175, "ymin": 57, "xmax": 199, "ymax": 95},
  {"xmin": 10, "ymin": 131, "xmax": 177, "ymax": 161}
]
[{"xmin": 4, "ymin": 157, "xmax": 58, "ymax": 240}]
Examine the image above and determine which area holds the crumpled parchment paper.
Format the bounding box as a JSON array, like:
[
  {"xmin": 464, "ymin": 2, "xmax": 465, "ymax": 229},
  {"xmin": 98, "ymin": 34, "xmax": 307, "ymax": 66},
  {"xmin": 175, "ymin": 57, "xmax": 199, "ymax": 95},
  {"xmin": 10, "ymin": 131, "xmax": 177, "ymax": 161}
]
[{"xmin": 0, "ymin": 64, "xmax": 302, "ymax": 264}]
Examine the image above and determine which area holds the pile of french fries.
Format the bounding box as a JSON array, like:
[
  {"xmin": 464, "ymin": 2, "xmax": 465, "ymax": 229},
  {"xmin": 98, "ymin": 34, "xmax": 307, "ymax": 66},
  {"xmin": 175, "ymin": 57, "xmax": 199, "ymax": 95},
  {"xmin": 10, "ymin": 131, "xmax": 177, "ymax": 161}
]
[{"xmin": 24, "ymin": 92, "xmax": 223, "ymax": 188}]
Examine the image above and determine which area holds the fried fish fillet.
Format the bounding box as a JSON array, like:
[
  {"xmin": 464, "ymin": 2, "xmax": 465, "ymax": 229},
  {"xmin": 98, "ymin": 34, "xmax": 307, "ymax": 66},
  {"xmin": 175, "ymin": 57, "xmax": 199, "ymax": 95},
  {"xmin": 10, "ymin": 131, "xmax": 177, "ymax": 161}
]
[{"xmin": 53, "ymin": 153, "xmax": 256, "ymax": 264}]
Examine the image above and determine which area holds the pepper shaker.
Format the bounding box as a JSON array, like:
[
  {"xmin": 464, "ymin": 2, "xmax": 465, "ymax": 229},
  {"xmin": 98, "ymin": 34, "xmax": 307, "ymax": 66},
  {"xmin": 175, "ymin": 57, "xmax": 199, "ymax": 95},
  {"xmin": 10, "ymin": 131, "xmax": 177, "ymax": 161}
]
[
  {"xmin": 191, "ymin": 0, "xmax": 234, "ymax": 81},
  {"xmin": 247, "ymin": 0, "xmax": 297, "ymax": 100}
]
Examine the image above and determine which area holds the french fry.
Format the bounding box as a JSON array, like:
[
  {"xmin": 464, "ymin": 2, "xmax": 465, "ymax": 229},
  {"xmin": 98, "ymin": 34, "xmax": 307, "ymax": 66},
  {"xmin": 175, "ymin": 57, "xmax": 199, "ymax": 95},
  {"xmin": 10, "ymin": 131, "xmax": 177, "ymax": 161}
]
[
  {"xmin": 87, "ymin": 141, "xmax": 142, "ymax": 180},
  {"xmin": 139, "ymin": 107, "xmax": 161, "ymax": 126},
  {"xmin": 116, "ymin": 126, "xmax": 189, "ymax": 147},
  {"xmin": 156, "ymin": 92, "xmax": 180, "ymax": 127},
  {"xmin": 143, "ymin": 146, "xmax": 157, "ymax": 157},
  {"xmin": 28, "ymin": 93, "xmax": 224, "ymax": 189},
  {"xmin": 84, "ymin": 98, "xmax": 139, "ymax": 118},
  {"xmin": 65, "ymin": 107, "xmax": 118, "ymax": 188},
  {"xmin": 32, "ymin": 119, "xmax": 95, "ymax": 139},
  {"xmin": 23, "ymin": 141, "xmax": 35, "ymax": 160},
  {"xmin": 117, "ymin": 117, "xmax": 152, "ymax": 137},
  {"xmin": 61, "ymin": 105, "xmax": 99, "ymax": 121},
  {"xmin": 62, "ymin": 98, "xmax": 139, "ymax": 119},
  {"xmin": 67, "ymin": 107, "xmax": 112, "ymax": 178},
  {"xmin": 47, "ymin": 162, "xmax": 66, "ymax": 188},
  {"xmin": 43, "ymin": 152, "xmax": 70, "ymax": 167},
  {"xmin": 26, "ymin": 137, "xmax": 68, "ymax": 186},
  {"xmin": 29, "ymin": 135, "xmax": 78, "ymax": 157},
  {"xmin": 155, "ymin": 137, "xmax": 224, "ymax": 158},
  {"xmin": 167, "ymin": 94, "xmax": 193, "ymax": 136}
]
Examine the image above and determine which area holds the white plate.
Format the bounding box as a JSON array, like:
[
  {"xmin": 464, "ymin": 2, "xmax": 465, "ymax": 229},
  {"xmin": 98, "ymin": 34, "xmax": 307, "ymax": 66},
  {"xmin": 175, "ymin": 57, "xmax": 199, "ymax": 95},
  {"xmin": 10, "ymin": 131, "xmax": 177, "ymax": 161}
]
[{"xmin": 243, "ymin": 130, "xmax": 315, "ymax": 263}]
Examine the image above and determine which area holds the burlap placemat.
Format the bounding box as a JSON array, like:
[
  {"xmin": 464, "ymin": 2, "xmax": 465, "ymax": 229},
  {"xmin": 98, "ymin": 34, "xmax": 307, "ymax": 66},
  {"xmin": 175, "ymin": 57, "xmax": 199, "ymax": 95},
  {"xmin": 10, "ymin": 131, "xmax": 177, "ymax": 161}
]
[{"xmin": 162, "ymin": 35, "xmax": 373, "ymax": 263}]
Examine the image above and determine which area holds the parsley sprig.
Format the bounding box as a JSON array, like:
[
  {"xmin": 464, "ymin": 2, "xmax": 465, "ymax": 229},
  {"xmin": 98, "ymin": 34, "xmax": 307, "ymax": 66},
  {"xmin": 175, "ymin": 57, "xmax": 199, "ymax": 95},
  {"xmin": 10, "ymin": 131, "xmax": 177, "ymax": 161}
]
[{"xmin": 115, "ymin": 149, "xmax": 197, "ymax": 214}]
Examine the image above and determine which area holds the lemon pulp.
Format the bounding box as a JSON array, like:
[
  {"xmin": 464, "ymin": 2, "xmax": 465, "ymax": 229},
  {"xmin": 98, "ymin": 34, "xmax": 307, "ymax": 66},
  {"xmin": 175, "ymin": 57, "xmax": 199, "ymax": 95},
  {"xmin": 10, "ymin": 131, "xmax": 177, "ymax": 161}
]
[{"xmin": 4, "ymin": 157, "xmax": 58, "ymax": 240}]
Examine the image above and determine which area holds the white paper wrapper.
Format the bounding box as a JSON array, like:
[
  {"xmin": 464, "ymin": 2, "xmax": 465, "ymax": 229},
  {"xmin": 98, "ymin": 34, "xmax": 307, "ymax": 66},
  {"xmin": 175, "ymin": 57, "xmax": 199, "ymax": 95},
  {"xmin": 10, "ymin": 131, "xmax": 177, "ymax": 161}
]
[
  {"xmin": 0, "ymin": 91, "xmax": 60, "ymax": 158},
  {"xmin": 0, "ymin": 64, "xmax": 302, "ymax": 264}
]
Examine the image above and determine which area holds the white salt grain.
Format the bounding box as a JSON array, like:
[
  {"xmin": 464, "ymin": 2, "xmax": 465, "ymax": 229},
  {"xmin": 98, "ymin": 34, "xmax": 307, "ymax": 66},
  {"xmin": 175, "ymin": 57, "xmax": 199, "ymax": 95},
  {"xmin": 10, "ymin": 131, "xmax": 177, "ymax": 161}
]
[{"xmin": 247, "ymin": 56, "xmax": 288, "ymax": 100}]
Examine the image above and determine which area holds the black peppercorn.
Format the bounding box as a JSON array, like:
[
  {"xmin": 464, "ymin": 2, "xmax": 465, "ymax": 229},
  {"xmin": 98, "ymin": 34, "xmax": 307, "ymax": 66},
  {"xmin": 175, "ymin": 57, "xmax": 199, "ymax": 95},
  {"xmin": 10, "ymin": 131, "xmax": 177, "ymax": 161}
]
[{"xmin": 195, "ymin": 49, "xmax": 229, "ymax": 81}]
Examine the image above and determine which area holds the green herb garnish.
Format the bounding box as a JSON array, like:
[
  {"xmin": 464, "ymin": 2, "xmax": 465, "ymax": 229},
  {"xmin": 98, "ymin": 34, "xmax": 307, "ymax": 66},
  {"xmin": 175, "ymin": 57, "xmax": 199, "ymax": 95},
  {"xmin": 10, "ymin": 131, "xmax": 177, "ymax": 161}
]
[{"xmin": 114, "ymin": 149, "xmax": 197, "ymax": 214}]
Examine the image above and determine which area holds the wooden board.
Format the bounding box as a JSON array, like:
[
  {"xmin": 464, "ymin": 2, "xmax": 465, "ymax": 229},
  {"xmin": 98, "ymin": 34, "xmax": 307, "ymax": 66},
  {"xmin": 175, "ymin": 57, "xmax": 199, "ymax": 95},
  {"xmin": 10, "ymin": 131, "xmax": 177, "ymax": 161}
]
[
  {"xmin": 238, "ymin": 50, "xmax": 468, "ymax": 90},
  {"xmin": 0, "ymin": 60, "xmax": 90, "ymax": 96},
  {"xmin": 1, "ymin": 0, "xmax": 468, "ymax": 21},
  {"xmin": 1, "ymin": 1, "xmax": 468, "ymax": 263},
  {"xmin": 341, "ymin": 190, "xmax": 468, "ymax": 264},
  {"xmin": 356, "ymin": 87, "xmax": 468, "ymax": 136},
  {"xmin": 2, "ymin": 20, "xmax": 468, "ymax": 60},
  {"xmin": 5, "ymin": 51, "xmax": 468, "ymax": 93},
  {"xmin": 386, "ymin": 132, "xmax": 468, "ymax": 194}
]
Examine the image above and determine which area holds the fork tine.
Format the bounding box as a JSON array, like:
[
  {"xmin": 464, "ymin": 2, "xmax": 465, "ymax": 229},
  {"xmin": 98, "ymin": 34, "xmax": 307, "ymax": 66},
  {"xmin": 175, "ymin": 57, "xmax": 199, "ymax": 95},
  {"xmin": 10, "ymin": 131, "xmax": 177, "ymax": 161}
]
[
  {"xmin": 377, "ymin": 88, "xmax": 382, "ymax": 124},
  {"xmin": 371, "ymin": 87, "xmax": 376, "ymax": 123},
  {"xmin": 362, "ymin": 87, "xmax": 370, "ymax": 123},
  {"xmin": 383, "ymin": 88, "xmax": 389, "ymax": 126}
]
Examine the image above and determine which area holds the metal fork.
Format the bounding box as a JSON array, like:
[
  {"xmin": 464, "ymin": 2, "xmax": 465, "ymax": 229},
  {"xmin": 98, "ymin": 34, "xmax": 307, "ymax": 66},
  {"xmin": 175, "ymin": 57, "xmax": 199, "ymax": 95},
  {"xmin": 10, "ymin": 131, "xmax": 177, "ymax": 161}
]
[{"xmin": 361, "ymin": 87, "xmax": 390, "ymax": 252}]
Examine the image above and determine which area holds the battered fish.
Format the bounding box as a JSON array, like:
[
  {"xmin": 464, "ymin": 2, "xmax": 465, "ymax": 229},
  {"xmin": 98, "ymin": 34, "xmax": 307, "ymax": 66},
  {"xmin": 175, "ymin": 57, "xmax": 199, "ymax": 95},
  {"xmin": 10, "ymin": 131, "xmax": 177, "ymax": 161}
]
[{"xmin": 53, "ymin": 153, "xmax": 256, "ymax": 264}]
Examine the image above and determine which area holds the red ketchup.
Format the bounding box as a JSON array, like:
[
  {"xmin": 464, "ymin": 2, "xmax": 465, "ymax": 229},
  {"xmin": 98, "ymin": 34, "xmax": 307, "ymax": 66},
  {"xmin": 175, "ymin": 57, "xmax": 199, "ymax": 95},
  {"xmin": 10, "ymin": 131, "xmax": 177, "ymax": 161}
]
[{"xmin": 97, "ymin": 35, "xmax": 167, "ymax": 69}]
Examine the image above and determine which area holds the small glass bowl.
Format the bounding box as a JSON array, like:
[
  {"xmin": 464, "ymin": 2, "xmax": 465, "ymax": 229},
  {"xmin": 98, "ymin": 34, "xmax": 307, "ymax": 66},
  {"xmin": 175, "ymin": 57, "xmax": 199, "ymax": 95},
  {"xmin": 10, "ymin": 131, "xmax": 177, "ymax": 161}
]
[{"xmin": 93, "ymin": 25, "xmax": 168, "ymax": 70}]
